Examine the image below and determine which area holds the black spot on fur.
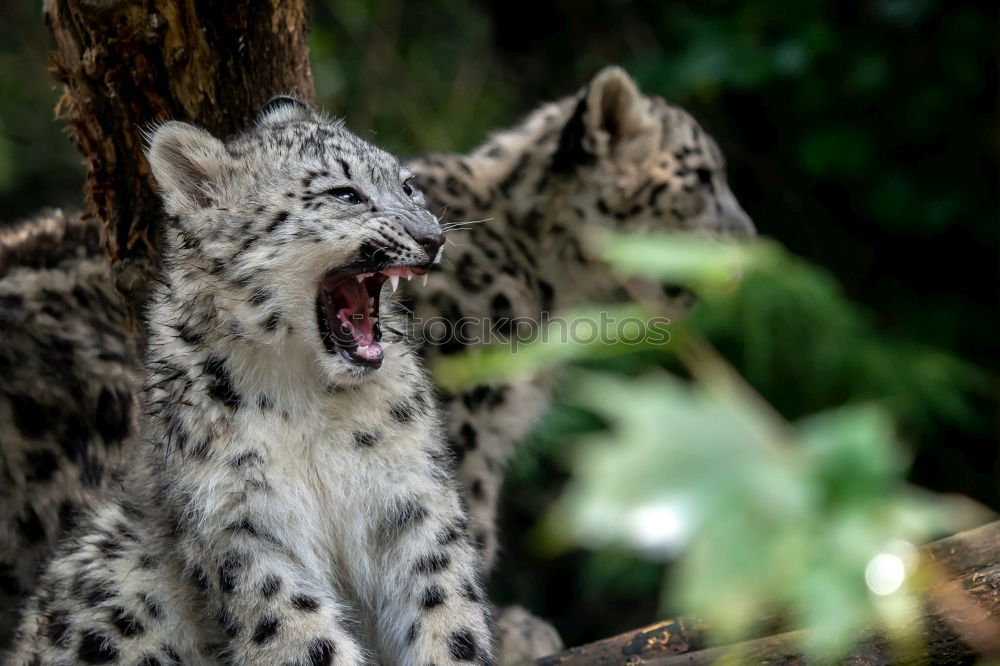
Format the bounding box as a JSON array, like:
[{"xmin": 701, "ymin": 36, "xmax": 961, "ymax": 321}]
[
  {"xmin": 448, "ymin": 628, "xmax": 479, "ymax": 661},
  {"xmin": 421, "ymin": 584, "xmax": 446, "ymax": 609},
  {"xmin": 260, "ymin": 574, "xmax": 282, "ymax": 598},
  {"xmin": 267, "ymin": 210, "xmax": 290, "ymax": 233},
  {"xmin": 228, "ymin": 450, "xmax": 264, "ymax": 468},
  {"xmin": 551, "ymin": 94, "xmax": 594, "ymax": 174},
  {"xmin": 291, "ymin": 594, "xmax": 320, "ymax": 612},
  {"xmin": 336, "ymin": 157, "xmax": 353, "ymax": 180},
  {"xmin": 406, "ymin": 621, "xmax": 420, "ymax": 644},
  {"xmin": 203, "ymin": 356, "xmax": 241, "ymax": 410},
  {"xmin": 463, "ymin": 384, "xmax": 506, "ymax": 411},
  {"xmin": 17, "ymin": 506, "xmax": 45, "ymax": 542},
  {"xmin": 224, "ymin": 518, "xmax": 264, "ymax": 538},
  {"xmin": 437, "ymin": 523, "xmax": 464, "ymax": 545},
  {"xmin": 263, "ymin": 311, "xmax": 282, "ymax": 332},
  {"xmin": 192, "ymin": 566, "xmax": 210, "ymax": 590},
  {"xmin": 459, "ymin": 423, "xmax": 477, "ymax": 451},
  {"xmin": 454, "ymin": 253, "xmax": 493, "ymax": 293},
  {"xmin": 87, "ymin": 582, "xmax": 115, "ymax": 605},
  {"xmin": 47, "ymin": 609, "xmax": 72, "ymax": 646},
  {"xmin": 356, "ymin": 240, "xmax": 393, "ymax": 267},
  {"xmin": 0, "ymin": 292, "xmax": 24, "ymax": 309},
  {"xmin": 308, "ymin": 638, "xmax": 337, "ymax": 666},
  {"xmin": 387, "ymin": 498, "xmax": 428, "ymax": 537},
  {"xmin": 353, "ymin": 430, "xmax": 380, "ymax": 448},
  {"xmin": 461, "ymin": 580, "xmax": 483, "ymax": 603},
  {"xmin": 413, "ymin": 552, "xmax": 450, "ymax": 575},
  {"xmin": 98, "ymin": 537, "xmax": 123, "ymax": 559},
  {"xmin": 219, "ymin": 551, "xmax": 245, "ymax": 592},
  {"xmin": 252, "ymin": 616, "xmax": 280, "ymax": 644},
  {"xmin": 142, "ymin": 593, "xmax": 164, "ymax": 619},
  {"xmin": 111, "ymin": 607, "xmax": 145, "ymax": 637},
  {"xmin": 648, "ymin": 182, "xmax": 669, "ymax": 206},
  {"xmin": 498, "ymin": 153, "xmax": 532, "ymax": 197},
  {"xmin": 248, "ymin": 288, "xmax": 271, "ymax": 307},
  {"xmin": 447, "ymin": 439, "xmax": 466, "ymax": 466},
  {"xmin": 137, "ymin": 656, "xmax": 163, "ymax": 666},
  {"xmin": 470, "ymin": 479, "xmax": 484, "ymax": 500},
  {"xmin": 389, "ymin": 401, "xmax": 416, "ymax": 423},
  {"xmin": 538, "ymin": 280, "xmax": 555, "ymax": 313},
  {"xmin": 96, "ymin": 388, "xmax": 131, "ymax": 442},
  {"xmin": 219, "ymin": 608, "xmax": 241, "ymax": 637},
  {"xmin": 0, "ymin": 562, "xmax": 18, "ymax": 595},
  {"xmin": 78, "ymin": 629, "xmax": 120, "ymax": 663},
  {"xmin": 8, "ymin": 393, "xmax": 55, "ymax": 438},
  {"xmin": 25, "ymin": 449, "xmax": 58, "ymax": 482},
  {"xmin": 491, "ymin": 293, "xmax": 514, "ymax": 334}
]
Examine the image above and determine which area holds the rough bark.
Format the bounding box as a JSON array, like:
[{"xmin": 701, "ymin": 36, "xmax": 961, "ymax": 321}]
[
  {"xmin": 646, "ymin": 564, "xmax": 1000, "ymax": 665},
  {"xmin": 538, "ymin": 521, "xmax": 1000, "ymax": 665},
  {"xmin": 44, "ymin": 0, "xmax": 315, "ymax": 324}
]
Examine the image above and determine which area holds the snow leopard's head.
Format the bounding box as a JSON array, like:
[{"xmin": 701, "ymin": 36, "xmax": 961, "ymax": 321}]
[
  {"xmin": 552, "ymin": 66, "xmax": 754, "ymax": 240},
  {"xmin": 147, "ymin": 97, "xmax": 442, "ymax": 380},
  {"xmin": 547, "ymin": 67, "xmax": 755, "ymax": 309}
]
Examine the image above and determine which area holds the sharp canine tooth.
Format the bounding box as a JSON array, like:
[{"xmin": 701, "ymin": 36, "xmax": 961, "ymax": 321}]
[
  {"xmin": 355, "ymin": 274, "xmax": 366, "ymax": 283},
  {"xmin": 390, "ymin": 275, "xmax": 399, "ymax": 292},
  {"xmin": 420, "ymin": 274, "xmax": 428, "ymax": 287}
]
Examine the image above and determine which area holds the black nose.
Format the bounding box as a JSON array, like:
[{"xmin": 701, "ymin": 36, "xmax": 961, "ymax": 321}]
[{"xmin": 401, "ymin": 217, "xmax": 445, "ymax": 258}]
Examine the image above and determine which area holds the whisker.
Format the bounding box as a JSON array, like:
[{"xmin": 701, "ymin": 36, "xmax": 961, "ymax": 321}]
[{"xmin": 441, "ymin": 217, "xmax": 493, "ymax": 232}]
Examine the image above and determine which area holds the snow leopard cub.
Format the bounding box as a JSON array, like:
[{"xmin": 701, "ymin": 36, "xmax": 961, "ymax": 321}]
[{"xmin": 8, "ymin": 99, "xmax": 494, "ymax": 666}]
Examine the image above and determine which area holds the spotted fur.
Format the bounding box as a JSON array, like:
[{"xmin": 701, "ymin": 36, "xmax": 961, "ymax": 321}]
[
  {"xmin": 0, "ymin": 68, "xmax": 752, "ymax": 660},
  {"xmin": 0, "ymin": 210, "xmax": 140, "ymax": 648},
  {"xmin": 401, "ymin": 66, "xmax": 754, "ymax": 573},
  {"xmin": 7, "ymin": 101, "xmax": 494, "ymax": 665}
]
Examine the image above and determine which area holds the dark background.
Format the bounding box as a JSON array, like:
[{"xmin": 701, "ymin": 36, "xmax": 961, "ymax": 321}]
[{"xmin": 1, "ymin": 0, "xmax": 996, "ymax": 647}]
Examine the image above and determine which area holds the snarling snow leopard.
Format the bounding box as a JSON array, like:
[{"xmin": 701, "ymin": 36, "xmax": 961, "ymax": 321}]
[
  {"xmin": 0, "ymin": 67, "xmax": 752, "ymax": 658},
  {"xmin": 8, "ymin": 100, "xmax": 496, "ymax": 666}
]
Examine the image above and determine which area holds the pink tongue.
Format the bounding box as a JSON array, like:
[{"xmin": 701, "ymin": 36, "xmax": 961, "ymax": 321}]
[{"xmin": 335, "ymin": 280, "xmax": 377, "ymax": 351}]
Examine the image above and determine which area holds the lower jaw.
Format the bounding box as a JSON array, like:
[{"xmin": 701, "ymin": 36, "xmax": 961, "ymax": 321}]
[{"xmin": 338, "ymin": 345, "xmax": 383, "ymax": 369}]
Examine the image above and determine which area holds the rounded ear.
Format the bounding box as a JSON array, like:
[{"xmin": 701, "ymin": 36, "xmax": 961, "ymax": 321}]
[
  {"xmin": 146, "ymin": 121, "xmax": 230, "ymax": 215},
  {"xmin": 583, "ymin": 66, "xmax": 649, "ymax": 147},
  {"xmin": 552, "ymin": 66, "xmax": 654, "ymax": 173},
  {"xmin": 257, "ymin": 95, "xmax": 314, "ymax": 126}
]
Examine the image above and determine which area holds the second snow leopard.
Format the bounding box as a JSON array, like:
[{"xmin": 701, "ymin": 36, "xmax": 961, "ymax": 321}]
[{"xmin": 8, "ymin": 101, "xmax": 494, "ymax": 665}]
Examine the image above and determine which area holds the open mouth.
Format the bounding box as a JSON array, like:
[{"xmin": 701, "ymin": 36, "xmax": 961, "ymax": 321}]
[{"xmin": 317, "ymin": 265, "xmax": 428, "ymax": 369}]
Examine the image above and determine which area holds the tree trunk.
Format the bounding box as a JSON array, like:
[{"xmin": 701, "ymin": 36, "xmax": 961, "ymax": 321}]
[{"xmin": 44, "ymin": 0, "xmax": 315, "ymax": 324}]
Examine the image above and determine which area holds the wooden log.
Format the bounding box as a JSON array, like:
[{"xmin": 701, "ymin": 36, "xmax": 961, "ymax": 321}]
[
  {"xmin": 44, "ymin": 0, "xmax": 315, "ymax": 324},
  {"xmin": 537, "ymin": 521, "xmax": 1000, "ymax": 665},
  {"xmin": 536, "ymin": 617, "xmax": 710, "ymax": 666}
]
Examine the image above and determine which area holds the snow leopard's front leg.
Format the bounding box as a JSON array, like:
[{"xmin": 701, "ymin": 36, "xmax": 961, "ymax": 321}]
[
  {"xmin": 368, "ymin": 492, "xmax": 495, "ymax": 666},
  {"xmin": 170, "ymin": 467, "xmax": 367, "ymax": 665}
]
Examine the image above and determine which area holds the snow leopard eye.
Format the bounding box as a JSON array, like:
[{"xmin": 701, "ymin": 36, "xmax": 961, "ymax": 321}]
[
  {"xmin": 330, "ymin": 187, "xmax": 366, "ymax": 205},
  {"xmin": 402, "ymin": 179, "xmax": 414, "ymax": 197}
]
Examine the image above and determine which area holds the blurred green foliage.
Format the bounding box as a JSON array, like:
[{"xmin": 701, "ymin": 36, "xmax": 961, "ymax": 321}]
[
  {"xmin": 0, "ymin": 0, "xmax": 995, "ymax": 650},
  {"xmin": 0, "ymin": 1, "xmax": 84, "ymax": 220},
  {"xmin": 438, "ymin": 233, "xmax": 991, "ymax": 656}
]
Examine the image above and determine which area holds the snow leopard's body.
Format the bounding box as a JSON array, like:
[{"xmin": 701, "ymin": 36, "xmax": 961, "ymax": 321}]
[
  {"xmin": 7, "ymin": 101, "xmax": 495, "ymax": 666},
  {"xmin": 0, "ymin": 68, "xmax": 752, "ymax": 658},
  {"xmin": 0, "ymin": 210, "xmax": 140, "ymax": 652}
]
